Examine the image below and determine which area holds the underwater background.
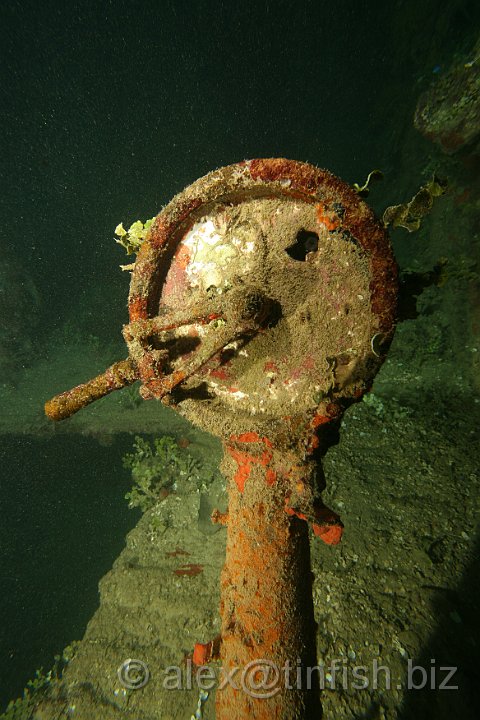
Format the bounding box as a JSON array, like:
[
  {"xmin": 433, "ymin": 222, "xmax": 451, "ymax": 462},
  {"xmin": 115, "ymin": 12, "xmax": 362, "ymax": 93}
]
[{"xmin": 1, "ymin": 0, "xmax": 480, "ymax": 718}]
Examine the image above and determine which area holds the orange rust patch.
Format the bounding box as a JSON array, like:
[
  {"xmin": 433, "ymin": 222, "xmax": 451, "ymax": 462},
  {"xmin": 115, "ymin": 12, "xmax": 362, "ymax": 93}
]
[
  {"xmin": 236, "ymin": 431, "xmax": 261, "ymax": 443},
  {"xmin": 209, "ymin": 367, "xmax": 230, "ymax": 380},
  {"xmin": 192, "ymin": 636, "xmax": 221, "ymax": 666},
  {"xmin": 174, "ymin": 563, "xmax": 203, "ymax": 577},
  {"xmin": 128, "ymin": 296, "xmax": 148, "ymax": 321},
  {"xmin": 147, "ymin": 216, "xmax": 170, "ymax": 249},
  {"xmin": 311, "ymin": 413, "xmax": 331, "ymax": 428},
  {"xmin": 227, "ymin": 433, "xmax": 275, "ymax": 492},
  {"xmin": 247, "ymin": 157, "xmax": 321, "ymax": 194},
  {"xmin": 227, "ymin": 448, "xmax": 258, "ymax": 493},
  {"xmin": 192, "ymin": 641, "xmax": 212, "ymax": 666},
  {"xmin": 285, "ymin": 499, "xmax": 344, "ymax": 546},
  {"xmin": 147, "ymin": 198, "xmax": 202, "ymax": 250},
  {"xmin": 312, "ymin": 523, "xmax": 343, "ymax": 545},
  {"xmin": 265, "ymin": 469, "xmax": 277, "ymax": 486},
  {"xmin": 316, "ymin": 202, "xmax": 340, "ymax": 231},
  {"xmin": 263, "ymin": 360, "xmax": 279, "ymax": 373},
  {"xmin": 174, "ymin": 242, "xmax": 191, "ymax": 270}
]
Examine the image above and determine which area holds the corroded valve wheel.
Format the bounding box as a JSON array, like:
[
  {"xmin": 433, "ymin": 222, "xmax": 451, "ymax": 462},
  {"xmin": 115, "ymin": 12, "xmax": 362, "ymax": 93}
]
[
  {"xmin": 125, "ymin": 158, "xmax": 396, "ymax": 436},
  {"xmin": 45, "ymin": 159, "xmax": 397, "ymax": 720}
]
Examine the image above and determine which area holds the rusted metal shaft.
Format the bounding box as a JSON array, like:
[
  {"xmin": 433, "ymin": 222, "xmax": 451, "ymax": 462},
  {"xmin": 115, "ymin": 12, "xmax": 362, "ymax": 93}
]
[
  {"xmin": 216, "ymin": 433, "xmax": 322, "ymax": 719},
  {"xmin": 44, "ymin": 358, "xmax": 138, "ymax": 421}
]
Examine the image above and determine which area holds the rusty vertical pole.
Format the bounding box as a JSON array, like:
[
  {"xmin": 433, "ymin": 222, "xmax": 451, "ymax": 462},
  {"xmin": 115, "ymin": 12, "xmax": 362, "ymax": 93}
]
[{"xmin": 215, "ymin": 432, "xmax": 330, "ymax": 719}]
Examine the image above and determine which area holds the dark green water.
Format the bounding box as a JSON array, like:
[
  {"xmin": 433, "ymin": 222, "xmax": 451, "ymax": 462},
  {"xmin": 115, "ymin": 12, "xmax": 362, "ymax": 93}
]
[
  {"xmin": 0, "ymin": 435, "xmax": 137, "ymax": 710},
  {"xmin": 2, "ymin": 0, "xmax": 475, "ymax": 332}
]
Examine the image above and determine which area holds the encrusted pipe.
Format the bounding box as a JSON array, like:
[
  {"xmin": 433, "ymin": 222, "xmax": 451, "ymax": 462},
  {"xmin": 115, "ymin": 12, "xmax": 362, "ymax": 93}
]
[
  {"xmin": 44, "ymin": 358, "xmax": 138, "ymax": 421},
  {"xmin": 215, "ymin": 433, "xmax": 330, "ymax": 719}
]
